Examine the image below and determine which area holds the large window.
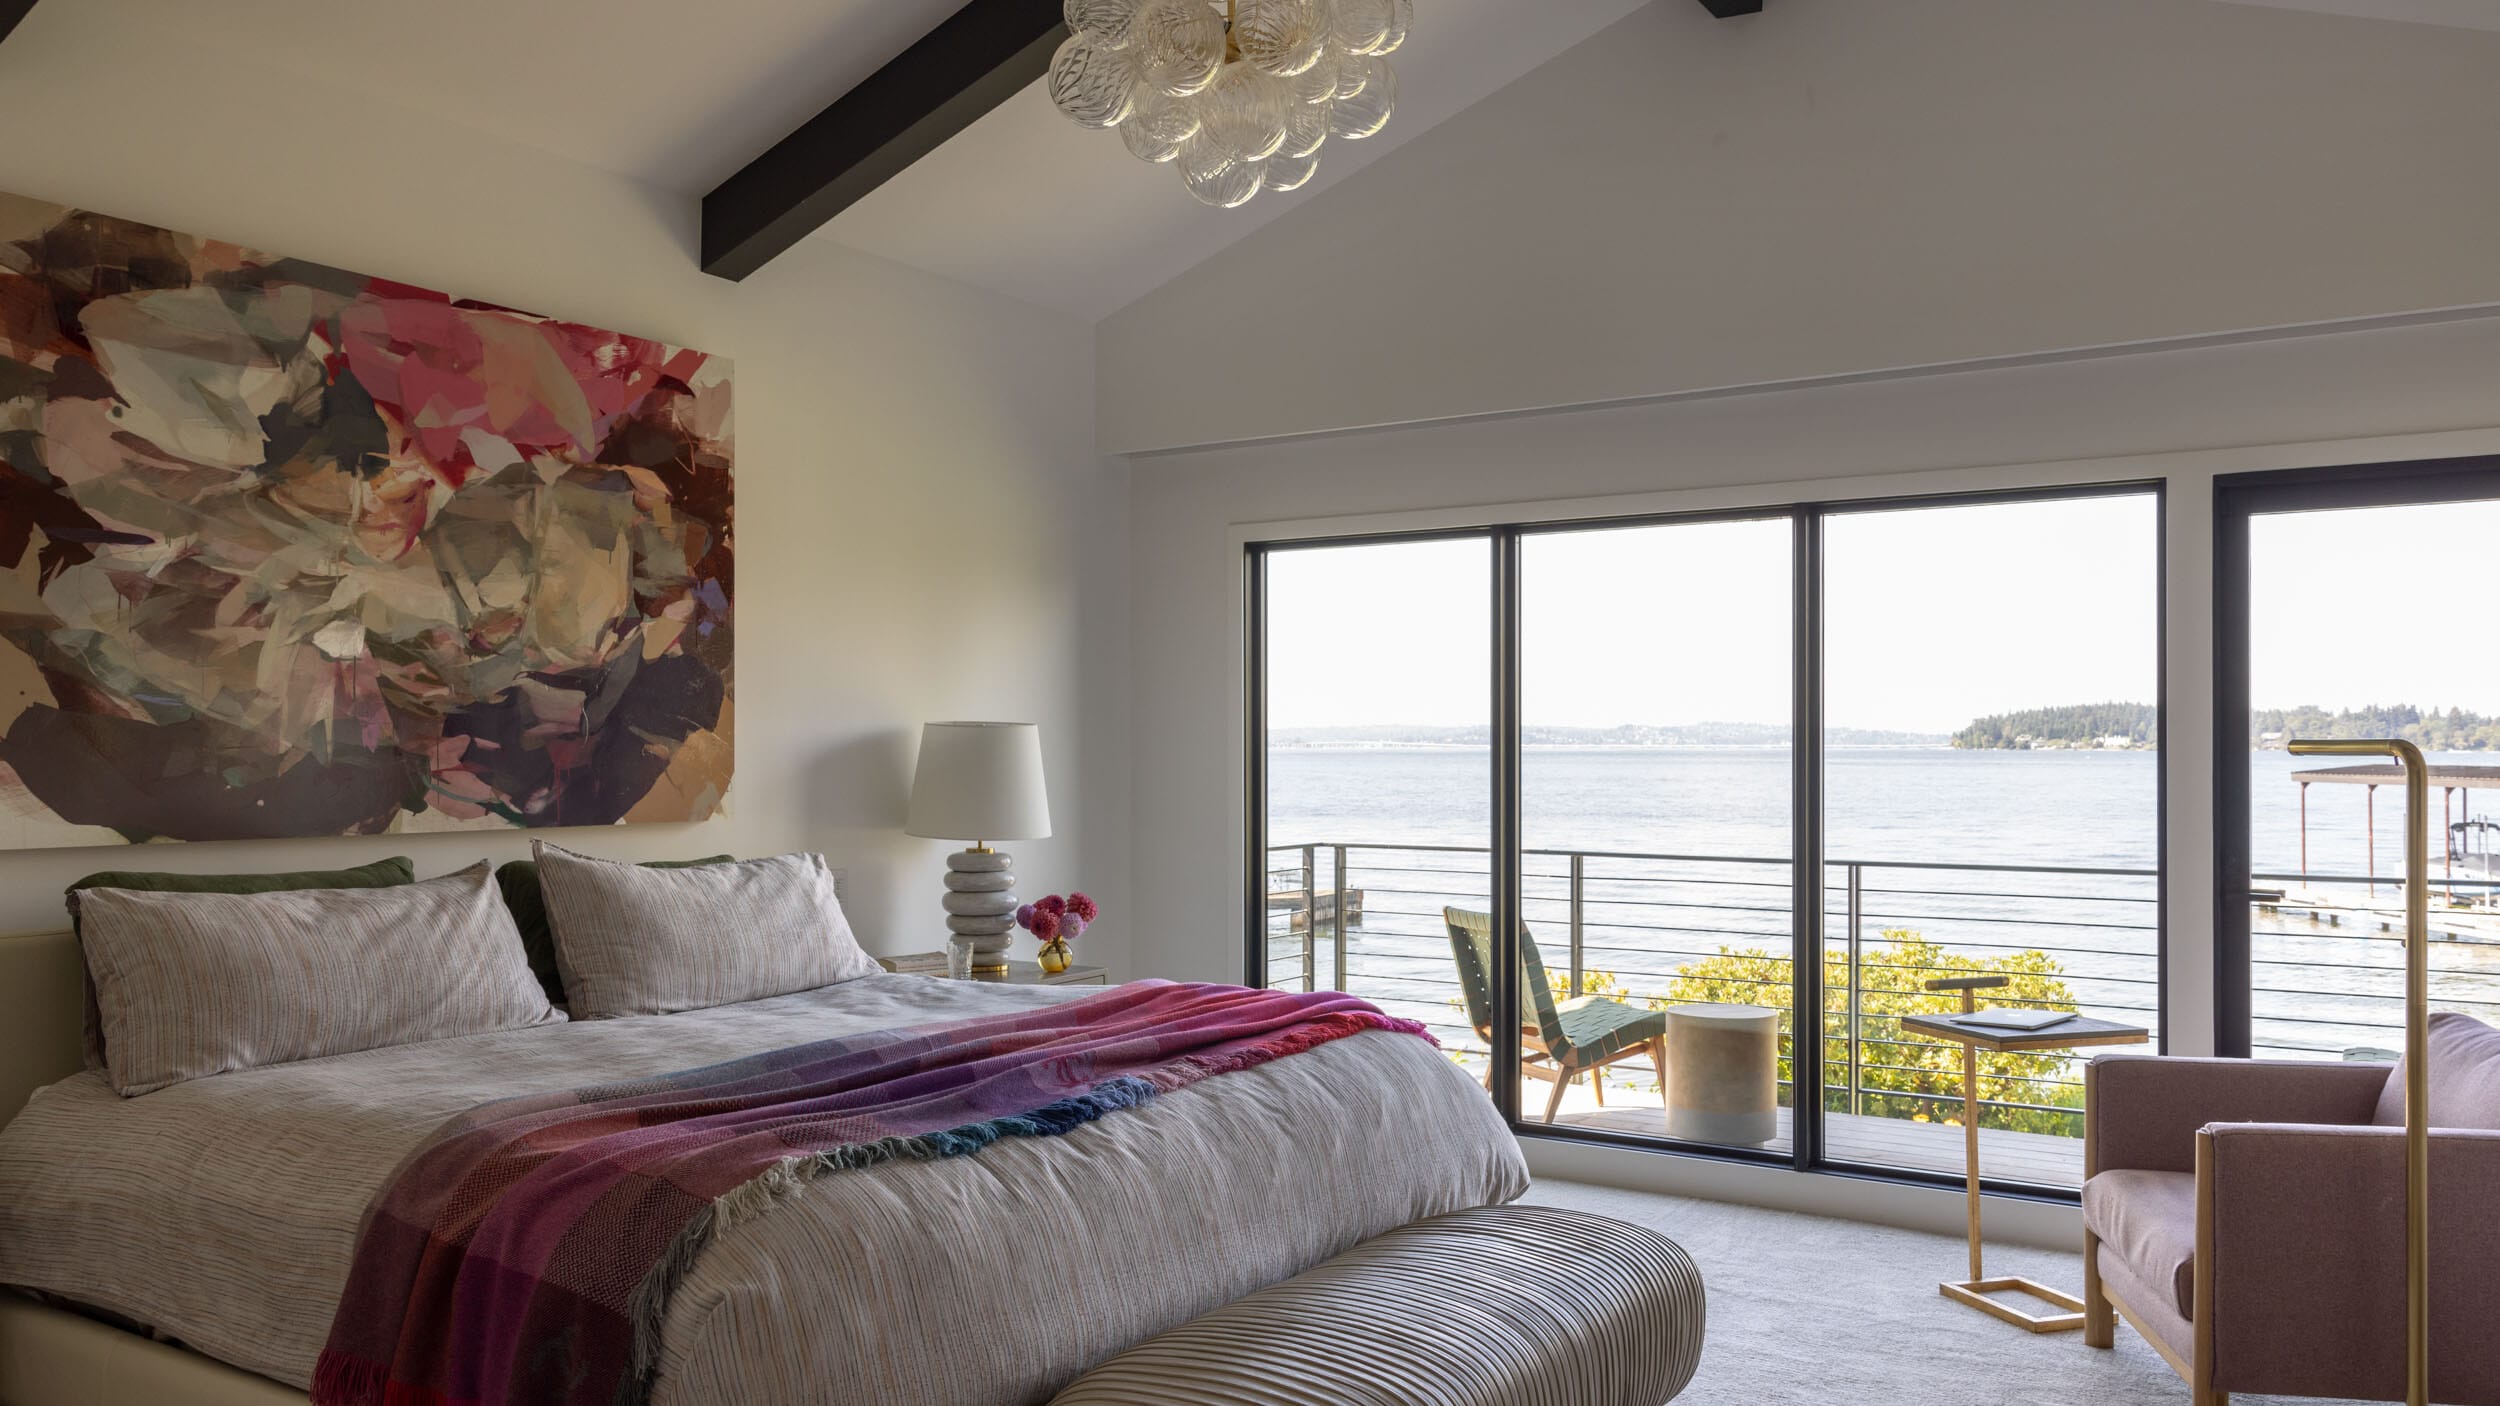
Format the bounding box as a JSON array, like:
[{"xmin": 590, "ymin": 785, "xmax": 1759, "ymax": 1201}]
[
  {"xmin": 1822, "ymin": 496, "xmax": 2161, "ymax": 1188},
  {"xmin": 2217, "ymin": 462, "xmax": 2500, "ymax": 1061},
  {"xmin": 1520, "ymin": 517, "xmax": 1793, "ymax": 1149},
  {"xmin": 1258, "ymin": 537, "xmax": 1491, "ymax": 1067},
  {"xmin": 1248, "ymin": 485, "xmax": 2167, "ymax": 1197}
]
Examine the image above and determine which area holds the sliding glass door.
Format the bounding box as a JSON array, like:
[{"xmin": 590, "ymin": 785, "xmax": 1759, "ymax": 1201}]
[
  {"xmin": 1821, "ymin": 493, "xmax": 2162, "ymax": 1188},
  {"xmin": 1517, "ymin": 515, "xmax": 1793, "ymax": 1149},
  {"xmin": 1248, "ymin": 483, "xmax": 2166, "ymax": 1195},
  {"xmin": 2217, "ymin": 461, "xmax": 2500, "ymax": 1060},
  {"xmin": 1254, "ymin": 535, "xmax": 1493, "ymax": 1087}
]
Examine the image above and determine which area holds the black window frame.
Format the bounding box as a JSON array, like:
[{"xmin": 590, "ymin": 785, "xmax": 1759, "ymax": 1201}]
[
  {"xmin": 1246, "ymin": 480, "xmax": 2167, "ymax": 1203},
  {"xmin": 2211, "ymin": 456, "xmax": 2500, "ymax": 1056}
]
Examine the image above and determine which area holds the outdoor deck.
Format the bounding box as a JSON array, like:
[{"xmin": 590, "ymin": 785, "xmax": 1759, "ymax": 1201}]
[
  {"xmin": 1269, "ymin": 838, "xmax": 2497, "ymax": 1190},
  {"xmin": 1543, "ymin": 1081, "xmax": 2085, "ymax": 1187}
]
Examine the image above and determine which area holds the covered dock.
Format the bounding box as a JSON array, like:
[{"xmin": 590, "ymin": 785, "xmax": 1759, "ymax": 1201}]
[{"xmin": 2293, "ymin": 762, "xmax": 2500, "ymax": 894}]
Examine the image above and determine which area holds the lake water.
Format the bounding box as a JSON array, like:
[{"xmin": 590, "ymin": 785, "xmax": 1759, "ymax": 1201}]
[{"xmin": 1269, "ymin": 746, "xmax": 2500, "ymax": 1063}]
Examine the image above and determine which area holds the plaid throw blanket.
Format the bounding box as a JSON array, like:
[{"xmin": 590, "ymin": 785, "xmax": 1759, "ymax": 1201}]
[{"xmin": 311, "ymin": 980, "xmax": 1430, "ymax": 1406}]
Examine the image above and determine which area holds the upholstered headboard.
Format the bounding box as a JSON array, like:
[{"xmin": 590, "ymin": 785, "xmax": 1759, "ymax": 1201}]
[{"xmin": 0, "ymin": 929, "xmax": 87, "ymax": 1126}]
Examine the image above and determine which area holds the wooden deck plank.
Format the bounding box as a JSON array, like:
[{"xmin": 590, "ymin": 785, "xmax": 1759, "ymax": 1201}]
[{"xmin": 1553, "ymin": 1102, "xmax": 2083, "ymax": 1188}]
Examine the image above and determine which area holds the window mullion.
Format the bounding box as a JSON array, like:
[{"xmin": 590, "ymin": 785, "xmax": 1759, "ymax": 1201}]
[
  {"xmin": 1793, "ymin": 507, "xmax": 1827, "ymax": 1172},
  {"xmin": 1491, "ymin": 527, "xmax": 1524, "ymax": 1127},
  {"xmin": 1242, "ymin": 546, "xmax": 1269, "ymax": 990}
]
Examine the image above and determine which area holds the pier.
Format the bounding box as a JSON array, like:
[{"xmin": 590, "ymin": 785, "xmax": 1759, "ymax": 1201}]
[{"xmin": 2293, "ymin": 761, "xmax": 2500, "ymax": 899}]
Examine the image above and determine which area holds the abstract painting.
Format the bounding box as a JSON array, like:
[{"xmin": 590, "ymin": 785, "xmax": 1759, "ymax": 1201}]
[{"xmin": 0, "ymin": 190, "xmax": 732, "ymax": 847}]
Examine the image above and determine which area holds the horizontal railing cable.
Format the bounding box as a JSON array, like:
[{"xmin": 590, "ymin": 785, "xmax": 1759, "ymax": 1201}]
[{"xmin": 1264, "ymin": 836, "xmax": 2499, "ymax": 1168}]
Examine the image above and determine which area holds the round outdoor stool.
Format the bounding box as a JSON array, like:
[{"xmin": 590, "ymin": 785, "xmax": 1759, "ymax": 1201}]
[
  {"xmin": 1664, "ymin": 1003, "xmax": 1779, "ymax": 1145},
  {"xmin": 1047, "ymin": 1203, "xmax": 1705, "ymax": 1406}
]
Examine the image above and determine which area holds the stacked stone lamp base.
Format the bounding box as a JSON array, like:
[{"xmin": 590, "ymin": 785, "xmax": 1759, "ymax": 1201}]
[{"xmin": 943, "ymin": 847, "xmax": 1019, "ymax": 974}]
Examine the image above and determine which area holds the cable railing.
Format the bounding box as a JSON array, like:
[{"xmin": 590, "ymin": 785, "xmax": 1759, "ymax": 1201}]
[
  {"xmin": 1270, "ymin": 842, "xmax": 2500, "ymax": 1105},
  {"xmin": 2247, "ymin": 869, "xmax": 2500, "ymax": 1060},
  {"xmin": 1263, "ymin": 841, "xmax": 2163, "ymax": 1161}
]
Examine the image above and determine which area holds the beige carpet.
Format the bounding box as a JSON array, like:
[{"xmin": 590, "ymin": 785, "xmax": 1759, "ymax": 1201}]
[{"xmin": 1523, "ymin": 1179, "xmax": 2374, "ymax": 1406}]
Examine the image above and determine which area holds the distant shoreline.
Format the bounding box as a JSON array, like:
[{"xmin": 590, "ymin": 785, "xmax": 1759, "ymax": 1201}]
[
  {"xmin": 1275, "ymin": 700, "xmax": 2500, "ymax": 754},
  {"xmin": 1269, "ymin": 724, "xmax": 1949, "ymax": 749},
  {"xmin": 1268, "ymin": 741, "xmax": 2135, "ymax": 753}
]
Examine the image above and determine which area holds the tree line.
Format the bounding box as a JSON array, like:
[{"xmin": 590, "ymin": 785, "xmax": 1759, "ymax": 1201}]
[
  {"xmin": 1953, "ymin": 702, "xmax": 2158, "ymax": 750},
  {"xmin": 2249, "ymin": 704, "xmax": 2500, "ymax": 752},
  {"xmin": 1953, "ymin": 702, "xmax": 2500, "ymax": 751}
]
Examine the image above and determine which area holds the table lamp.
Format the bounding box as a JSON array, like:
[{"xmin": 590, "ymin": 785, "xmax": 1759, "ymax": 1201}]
[{"xmin": 905, "ymin": 721, "xmax": 1051, "ymax": 974}]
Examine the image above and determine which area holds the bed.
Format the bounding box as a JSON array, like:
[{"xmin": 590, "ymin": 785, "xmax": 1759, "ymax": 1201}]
[{"xmin": 0, "ymin": 927, "xmax": 1526, "ymax": 1406}]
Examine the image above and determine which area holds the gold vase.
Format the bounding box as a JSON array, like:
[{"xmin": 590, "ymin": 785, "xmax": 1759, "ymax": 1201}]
[{"xmin": 1037, "ymin": 938, "xmax": 1072, "ymax": 974}]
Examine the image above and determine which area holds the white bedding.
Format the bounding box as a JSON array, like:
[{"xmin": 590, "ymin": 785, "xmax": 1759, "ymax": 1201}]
[{"xmin": 0, "ymin": 974, "xmax": 1526, "ymax": 1405}]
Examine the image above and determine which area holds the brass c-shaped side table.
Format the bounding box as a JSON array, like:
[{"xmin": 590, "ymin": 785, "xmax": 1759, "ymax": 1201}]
[{"xmin": 1902, "ymin": 979, "xmax": 2148, "ymax": 1333}]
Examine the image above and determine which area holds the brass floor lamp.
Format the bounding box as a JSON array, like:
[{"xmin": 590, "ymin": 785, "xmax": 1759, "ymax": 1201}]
[{"xmin": 2288, "ymin": 737, "xmax": 2429, "ymax": 1406}]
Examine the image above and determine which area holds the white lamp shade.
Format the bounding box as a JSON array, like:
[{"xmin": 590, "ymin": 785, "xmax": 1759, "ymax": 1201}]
[{"xmin": 905, "ymin": 722, "xmax": 1052, "ymax": 842}]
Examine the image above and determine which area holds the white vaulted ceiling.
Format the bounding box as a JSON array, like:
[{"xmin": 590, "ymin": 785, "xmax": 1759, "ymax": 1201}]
[
  {"xmin": 816, "ymin": 0, "xmax": 1648, "ymax": 317},
  {"xmin": 112, "ymin": 0, "xmax": 1641, "ymax": 317},
  {"xmin": 80, "ymin": 0, "xmax": 2498, "ymax": 321},
  {"xmin": 117, "ymin": 0, "xmax": 982, "ymax": 197},
  {"xmin": 2210, "ymin": 0, "xmax": 2500, "ymax": 30}
]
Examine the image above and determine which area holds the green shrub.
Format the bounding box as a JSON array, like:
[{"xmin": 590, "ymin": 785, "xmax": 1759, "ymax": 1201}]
[{"xmin": 1665, "ymin": 929, "xmax": 2085, "ymax": 1135}]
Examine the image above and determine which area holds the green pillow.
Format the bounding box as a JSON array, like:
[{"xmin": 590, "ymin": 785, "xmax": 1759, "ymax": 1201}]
[
  {"xmin": 66, "ymin": 855, "xmax": 416, "ymax": 932},
  {"xmin": 64, "ymin": 855, "xmax": 418, "ymax": 1069},
  {"xmin": 496, "ymin": 856, "xmax": 734, "ymax": 1005}
]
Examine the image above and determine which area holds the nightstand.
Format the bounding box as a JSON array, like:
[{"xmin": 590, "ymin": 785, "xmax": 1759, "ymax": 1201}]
[
  {"xmin": 968, "ymin": 960, "xmax": 1108, "ymax": 987},
  {"xmin": 877, "ymin": 955, "xmax": 1108, "ymax": 986}
]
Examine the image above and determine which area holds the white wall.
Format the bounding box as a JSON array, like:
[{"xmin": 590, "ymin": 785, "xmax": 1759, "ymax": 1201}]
[
  {"xmin": 1098, "ymin": 0, "xmax": 2500, "ymax": 451},
  {"xmin": 0, "ymin": 14, "xmax": 1132, "ymax": 969},
  {"xmin": 1126, "ymin": 311, "xmax": 2500, "ymax": 1230}
]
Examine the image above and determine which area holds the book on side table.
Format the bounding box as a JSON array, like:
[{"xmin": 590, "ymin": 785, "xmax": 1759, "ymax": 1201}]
[{"xmin": 1954, "ymin": 1007, "xmax": 2076, "ymax": 1032}]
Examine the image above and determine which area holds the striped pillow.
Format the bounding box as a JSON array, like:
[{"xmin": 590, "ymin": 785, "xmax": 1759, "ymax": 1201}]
[
  {"xmin": 493, "ymin": 855, "xmax": 735, "ymax": 1006},
  {"xmin": 76, "ymin": 862, "xmax": 565, "ymax": 1097},
  {"xmin": 534, "ymin": 842, "xmax": 878, "ymax": 1019},
  {"xmin": 64, "ymin": 856, "xmax": 418, "ymax": 1070}
]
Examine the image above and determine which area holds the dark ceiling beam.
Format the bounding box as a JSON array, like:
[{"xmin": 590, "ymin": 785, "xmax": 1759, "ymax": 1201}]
[
  {"xmin": 1697, "ymin": 0, "xmax": 1764, "ymax": 15},
  {"xmin": 701, "ymin": 0, "xmax": 1066, "ymax": 282},
  {"xmin": 0, "ymin": 0, "xmax": 40, "ymax": 46}
]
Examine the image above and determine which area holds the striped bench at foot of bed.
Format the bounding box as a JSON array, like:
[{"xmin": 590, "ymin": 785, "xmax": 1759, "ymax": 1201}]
[{"xmin": 1048, "ymin": 1203, "xmax": 1705, "ymax": 1406}]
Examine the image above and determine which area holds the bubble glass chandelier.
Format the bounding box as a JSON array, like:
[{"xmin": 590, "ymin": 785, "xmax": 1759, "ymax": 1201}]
[{"xmin": 1049, "ymin": 0, "xmax": 1410, "ymax": 208}]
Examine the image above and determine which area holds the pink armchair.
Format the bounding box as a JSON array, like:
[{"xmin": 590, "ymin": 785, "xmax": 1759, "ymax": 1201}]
[{"xmin": 2081, "ymin": 1019, "xmax": 2500, "ymax": 1405}]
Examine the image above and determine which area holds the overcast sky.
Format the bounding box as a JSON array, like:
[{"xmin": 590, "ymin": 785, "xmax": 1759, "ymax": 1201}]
[
  {"xmin": 1265, "ymin": 494, "xmax": 2166, "ymax": 734},
  {"xmin": 1265, "ymin": 493, "xmax": 2500, "ymax": 733},
  {"xmin": 2249, "ymin": 499, "xmax": 2500, "ymax": 713}
]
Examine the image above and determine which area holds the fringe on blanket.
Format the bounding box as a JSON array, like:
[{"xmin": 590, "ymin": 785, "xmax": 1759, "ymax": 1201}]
[{"xmin": 310, "ymin": 1354, "xmax": 390, "ymax": 1406}]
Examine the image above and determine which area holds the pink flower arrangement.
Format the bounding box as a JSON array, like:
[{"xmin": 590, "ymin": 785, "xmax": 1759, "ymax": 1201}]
[{"xmin": 1017, "ymin": 892, "xmax": 1099, "ymax": 945}]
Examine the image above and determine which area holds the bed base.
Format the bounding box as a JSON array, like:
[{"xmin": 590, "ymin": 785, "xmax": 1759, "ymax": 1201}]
[
  {"xmin": 0, "ymin": 1295, "xmax": 306, "ymax": 1406},
  {"xmin": 0, "ymin": 930, "xmax": 86, "ymax": 1133}
]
